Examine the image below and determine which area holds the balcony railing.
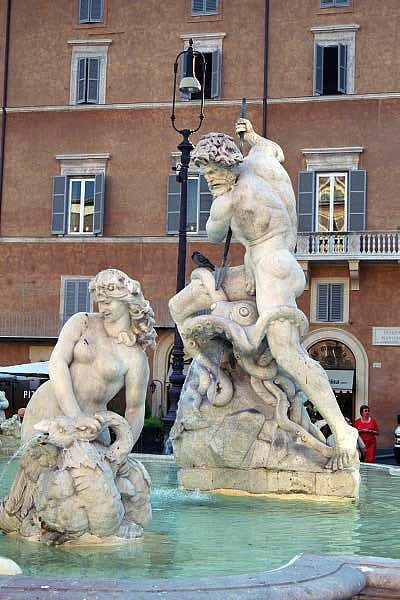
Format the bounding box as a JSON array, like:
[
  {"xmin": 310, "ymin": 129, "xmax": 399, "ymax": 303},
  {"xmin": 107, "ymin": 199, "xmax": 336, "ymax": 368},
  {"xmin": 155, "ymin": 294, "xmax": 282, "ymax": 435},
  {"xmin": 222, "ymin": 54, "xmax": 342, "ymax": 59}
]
[
  {"xmin": 0, "ymin": 299, "xmax": 174, "ymax": 339},
  {"xmin": 296, "ymin": 231, "xmax": 400, "ymax": 259}
]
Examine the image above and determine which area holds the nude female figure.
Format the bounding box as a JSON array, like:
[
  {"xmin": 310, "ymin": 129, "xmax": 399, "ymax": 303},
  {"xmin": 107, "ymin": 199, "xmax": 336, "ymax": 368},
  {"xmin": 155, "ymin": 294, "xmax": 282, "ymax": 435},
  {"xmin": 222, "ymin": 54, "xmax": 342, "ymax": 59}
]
[{"xmin": 22, "ymin": 269, "xmax": 156, "ymax": 445}]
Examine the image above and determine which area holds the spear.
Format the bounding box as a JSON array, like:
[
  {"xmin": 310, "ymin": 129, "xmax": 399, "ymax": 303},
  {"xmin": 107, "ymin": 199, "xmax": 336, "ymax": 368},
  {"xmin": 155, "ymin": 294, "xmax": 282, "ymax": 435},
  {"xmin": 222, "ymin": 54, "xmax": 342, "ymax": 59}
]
[{"xmin": 215, "ymin": 98, "xmax": 246, "ymax": 291}]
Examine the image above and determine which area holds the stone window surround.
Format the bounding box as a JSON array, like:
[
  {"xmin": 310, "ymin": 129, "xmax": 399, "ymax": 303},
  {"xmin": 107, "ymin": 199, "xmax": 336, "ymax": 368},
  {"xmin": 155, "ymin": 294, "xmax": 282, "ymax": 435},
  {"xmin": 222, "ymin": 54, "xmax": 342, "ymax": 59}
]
[
  {"xmin": 180, "ymin": 31, "xmax": 225, "ymax": 58},
  {"xmin": 301, "ymin": 146, "xmax": 364, "ymax": 171},
  {"xmin": 55, "ymin": 153, "xmax": 111, "ymax": 176},
  {"xmin": 68, "ymin": 39, "xmax": 112, "ymax": 105},
  {"xmin": 310, "ymin": 277, "xmax": 350, "ymax": 324},
  {"xmin": 311, "ymin": 24, "xmax": 360, "ymax": 95}
]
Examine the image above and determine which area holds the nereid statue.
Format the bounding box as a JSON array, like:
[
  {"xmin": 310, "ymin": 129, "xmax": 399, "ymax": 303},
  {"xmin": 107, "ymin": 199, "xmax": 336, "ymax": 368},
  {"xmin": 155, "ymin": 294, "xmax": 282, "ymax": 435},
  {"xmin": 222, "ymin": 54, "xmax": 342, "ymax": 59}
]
[
  {"xmin": 169, "ymin": 120, "xmax": 359, "ymax": 499},
  {"xmin": 0, "ymin": 269, "xmax": 154, "ymax": 543}
]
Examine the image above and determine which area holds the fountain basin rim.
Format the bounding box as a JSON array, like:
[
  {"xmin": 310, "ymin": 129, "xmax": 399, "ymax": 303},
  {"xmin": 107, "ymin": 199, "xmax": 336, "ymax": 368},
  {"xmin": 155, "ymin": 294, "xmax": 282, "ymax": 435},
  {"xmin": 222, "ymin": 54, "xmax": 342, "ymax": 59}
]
[{"xmin": 2, "ymin": 553, "xmax": 400, "ymax": 599}]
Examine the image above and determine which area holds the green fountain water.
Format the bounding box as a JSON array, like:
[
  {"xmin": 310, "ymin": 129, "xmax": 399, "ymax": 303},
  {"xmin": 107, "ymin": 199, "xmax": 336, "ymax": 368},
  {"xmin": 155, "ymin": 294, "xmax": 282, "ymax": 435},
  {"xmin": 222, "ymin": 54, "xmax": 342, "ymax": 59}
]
[{"xmin": 0, "ymin": 457, "xmax": 398, "ymax": 579}]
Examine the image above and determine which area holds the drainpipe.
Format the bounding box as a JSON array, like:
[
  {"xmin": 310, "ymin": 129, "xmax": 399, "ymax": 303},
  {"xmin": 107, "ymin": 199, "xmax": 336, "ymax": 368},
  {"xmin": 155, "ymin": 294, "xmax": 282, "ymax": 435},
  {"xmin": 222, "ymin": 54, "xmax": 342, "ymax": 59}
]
[
  {"xmin": 262, "ymin": 0, "xmax": 269, "ymax": 138},
  {"xmin": 0, "ymin": 0, "xmax": 11, "ymax": 230}
]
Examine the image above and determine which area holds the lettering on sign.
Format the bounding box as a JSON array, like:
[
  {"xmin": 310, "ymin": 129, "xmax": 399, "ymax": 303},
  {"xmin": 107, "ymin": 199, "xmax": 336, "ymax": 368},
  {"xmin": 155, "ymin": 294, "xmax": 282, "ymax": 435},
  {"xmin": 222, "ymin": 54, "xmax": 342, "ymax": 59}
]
[
  {"xmin": 372, "ymin": 327, "xmax": 400, "ymax": 346},
  {"xmin": 325, "ymin": 369, "xmax": 354, "ymax": 391}
]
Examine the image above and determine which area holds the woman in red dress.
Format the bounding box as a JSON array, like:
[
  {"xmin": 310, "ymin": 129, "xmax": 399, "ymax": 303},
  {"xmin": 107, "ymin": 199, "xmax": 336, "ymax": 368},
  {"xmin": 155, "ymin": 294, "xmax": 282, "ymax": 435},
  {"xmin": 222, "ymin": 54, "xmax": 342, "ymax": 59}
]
[{"xmin": 354, "ymin": 405, "xmax": 379, "ymax": 463}]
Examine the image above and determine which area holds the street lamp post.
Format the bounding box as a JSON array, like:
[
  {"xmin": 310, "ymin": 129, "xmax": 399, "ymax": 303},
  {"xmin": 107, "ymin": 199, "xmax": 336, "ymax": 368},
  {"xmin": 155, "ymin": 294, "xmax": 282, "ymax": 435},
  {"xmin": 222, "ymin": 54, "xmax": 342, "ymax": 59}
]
[{"xmin": 162, "ymin": 39, "xmax": 206, "ymax": 439}]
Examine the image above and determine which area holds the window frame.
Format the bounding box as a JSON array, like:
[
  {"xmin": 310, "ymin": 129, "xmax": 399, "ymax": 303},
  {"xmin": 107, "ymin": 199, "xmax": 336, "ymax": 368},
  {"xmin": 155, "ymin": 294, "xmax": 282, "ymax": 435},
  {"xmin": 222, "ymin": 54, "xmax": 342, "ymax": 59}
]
[
  {"xmin": 311, "ymin": 24, "xmax": 359, "ymax": 96},
  {"xmin": 320, "ymin": 0, "xmax": 350, "ymax": 7},
  {"xmin": 310, "ymin": 278, "xmax": 349, "ymax": 324},
  {"xmin": 167, "ymin": 172, "xmax": 212, "ymax": 236},
  {"xmin": 68, "ymin": 40, "xmax": 111, "ymax": 105},
  {"xmin": 180, "ymin": 33, "xmax": 225, "ymax": 100},
  {"xmin": 191, "ymin": 0, "xmax": 219, "ymax": 16},
  {"xmin": 68, "ymin": 177, "xmax": 96, "ymax": 235},
  {"xmin": 315, "ymin": 171, "xmax": 348, "ymax": 233},
  {"xmin": 78, "ymin": 0, "xmax": 104, "ymax": 24}
]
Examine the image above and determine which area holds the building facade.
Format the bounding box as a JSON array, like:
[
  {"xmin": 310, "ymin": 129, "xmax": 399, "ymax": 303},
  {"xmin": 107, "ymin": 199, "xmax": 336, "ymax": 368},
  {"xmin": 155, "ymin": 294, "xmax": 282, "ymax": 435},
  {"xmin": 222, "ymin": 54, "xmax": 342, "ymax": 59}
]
[{"xmin": 0, "ymin": 0, "xmax": 398, "ymax": 447}]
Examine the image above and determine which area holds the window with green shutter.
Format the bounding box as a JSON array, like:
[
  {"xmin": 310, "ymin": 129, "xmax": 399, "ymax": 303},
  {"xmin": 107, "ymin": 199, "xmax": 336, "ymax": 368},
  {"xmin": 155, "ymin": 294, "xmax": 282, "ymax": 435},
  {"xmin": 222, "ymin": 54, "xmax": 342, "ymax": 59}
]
[
  {"xmin": 167, "ymin": 173, "xmax": 212, "ymax": 234},
  {"xmin": 52, "ymin": 174, "xmax": 105, "ymax": 236},
  {"xmin": 78, "ymin": 0, "xmax": 104, "ymax": 23},
  {"xmin": 191, "ymin": 0, "xmax": 219, "ymax": 15},
  {"xmin": 320, "ymin": 0, "xmax": 350, "ymax": 7},
  {"xmin": 314, "ymin": 43, "xmax": 348, "ymax": 95},
  {"xmin": 62, "ymin": 278, "xmax": 92, "ymax": 323},
  {"xmin": 316, "ymin": 282, "xmax": 344, "ymax": 322},
  {"xmin": 76, "ymin": 57, "xmax": 101, "ymax": 104}
]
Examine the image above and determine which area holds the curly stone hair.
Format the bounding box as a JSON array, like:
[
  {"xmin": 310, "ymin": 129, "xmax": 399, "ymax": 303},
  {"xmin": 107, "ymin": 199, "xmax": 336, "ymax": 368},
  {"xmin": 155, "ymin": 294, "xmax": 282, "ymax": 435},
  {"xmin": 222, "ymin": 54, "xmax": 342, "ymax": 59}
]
[
  {"xmin": 192, "ymin": 132, "xmax": 243, "ymax": 168},
  {"xmin": 89, "ymin": 268, "xmax": 157, "ymax": 350}
]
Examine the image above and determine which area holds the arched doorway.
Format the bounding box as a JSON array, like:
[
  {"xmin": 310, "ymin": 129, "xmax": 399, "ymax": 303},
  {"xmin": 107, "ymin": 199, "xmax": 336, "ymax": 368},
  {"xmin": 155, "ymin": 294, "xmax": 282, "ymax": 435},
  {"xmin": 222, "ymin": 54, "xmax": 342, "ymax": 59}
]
[
  {"xmin": 308, "ymin": 339, "xmax": 355, "ymax": 420},
  {"xmin": 304, "ymin": 327, "xmax": 369, "ymax": 421}
]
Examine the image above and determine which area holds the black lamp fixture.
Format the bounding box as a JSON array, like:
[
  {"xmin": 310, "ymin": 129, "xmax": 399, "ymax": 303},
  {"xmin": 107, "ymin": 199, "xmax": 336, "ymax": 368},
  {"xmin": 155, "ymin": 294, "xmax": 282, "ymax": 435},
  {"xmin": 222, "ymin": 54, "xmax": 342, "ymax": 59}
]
[{"xmin": 162, "ymin": 39, "xmax": 206, "ymax": 438}]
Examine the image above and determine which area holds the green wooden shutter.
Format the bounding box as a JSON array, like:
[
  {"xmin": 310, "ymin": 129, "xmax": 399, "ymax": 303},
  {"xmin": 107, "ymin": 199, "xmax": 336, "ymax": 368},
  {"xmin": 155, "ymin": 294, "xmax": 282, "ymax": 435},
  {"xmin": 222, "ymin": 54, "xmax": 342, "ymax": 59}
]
[
  {"xmin": 51, "ymin": 176, "xmax": 68, "ymax": 234},
  {"xmin": 314, "ymin": 44, "xmax": 324, "ymax": 95},
  {"xmin": 338, "ymin": 44, "xmax": 347, "ymax": 93},
  {"xmin": 78, "ymin": 0, "xmax": 90, "ymax": 23},
  {"xmin": 76, "ymin": 58, "xmax": 87, "ymax": 104},
  {"xmin": 297, "ymin": 171, "xmax": 315, "ymax": 232},
  {"xmin": 167, "ymin": 174, "xmax": 180, "ymax": 233},
  {"xmin": 199, "ymin": 175, "xmax": 212, "ymax": 233},
  {"xmin": 348, "ymin": 170, "xmax": 366, "ymax": 231},
  {"xmin": 90, "ymin": 0, "xmax": 104, "ymax": 22},
  {"xmin": 316, "ymin": 283, "xmax": 329, "ymax": 321},
  {"xmin": 93, "ymin": 173, "xmax": 105, "ymax": 235},
  {"xmin": 330, "ymin": 283, "xmax": 344, "ymax": 321},
  {"xmin": 87, "ymin": 57, "xmax": 100, "ymax": 103},
  {"xmin": 211, "ymin": 49, "xmax": 221, "ymax": 99},
  {"xmin": 205, "ymin": 0, "xmax": 218, "ymax": 13},
  {"xmin": 63, "ymin": 279, "xmax": 91, "ymax": 320}
]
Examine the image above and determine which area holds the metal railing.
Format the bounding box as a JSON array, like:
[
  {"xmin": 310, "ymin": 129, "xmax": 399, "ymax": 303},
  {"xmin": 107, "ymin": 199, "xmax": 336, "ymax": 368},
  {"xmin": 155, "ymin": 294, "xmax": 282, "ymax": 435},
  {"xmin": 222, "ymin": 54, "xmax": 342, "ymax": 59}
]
[
  {"xmin": 296, "ymin": 230, "xmax": 400, "ymax": 259},
  {"xmin": 0, "ymin": 299, "xmax": 175, "ymax": 339}
]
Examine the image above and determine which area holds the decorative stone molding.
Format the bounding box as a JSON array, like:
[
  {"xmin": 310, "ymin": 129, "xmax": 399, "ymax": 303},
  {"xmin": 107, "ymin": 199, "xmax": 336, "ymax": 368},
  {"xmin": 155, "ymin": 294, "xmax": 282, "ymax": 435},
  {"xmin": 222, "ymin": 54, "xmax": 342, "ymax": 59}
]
[
  {"xmin": 301, "ymin": 147, "xmax": 364, "ymax": 171},
  {"xmin": 55, "ymin": 153, "xmax": 111, "ymax": 175},
  {"xmin": 348, "ymin": 259, "xmax": 360, "ymax": 291},
  {"xmin": 311, "ymin": 24, "xmax": 360, "ymax": 94},
  {"xmin": 68, "ymin": 39, "xmax": 112, "ymax": 105}
]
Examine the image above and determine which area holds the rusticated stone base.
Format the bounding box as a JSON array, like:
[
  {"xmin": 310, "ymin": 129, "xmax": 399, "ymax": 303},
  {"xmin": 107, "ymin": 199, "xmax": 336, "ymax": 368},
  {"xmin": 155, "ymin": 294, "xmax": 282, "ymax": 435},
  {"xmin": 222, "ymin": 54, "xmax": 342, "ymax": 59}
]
[{"xmin": 178, "ymin": 466, "xmax": 360, "ymax": 500}]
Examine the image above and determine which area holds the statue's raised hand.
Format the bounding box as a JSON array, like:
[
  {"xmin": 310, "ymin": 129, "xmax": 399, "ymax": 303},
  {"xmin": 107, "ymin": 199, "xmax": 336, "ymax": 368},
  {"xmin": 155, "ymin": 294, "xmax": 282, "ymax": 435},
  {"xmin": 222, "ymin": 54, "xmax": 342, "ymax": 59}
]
[{"xmin": 235, "ymin": 117, "xmax": 254, "ymax": 141}]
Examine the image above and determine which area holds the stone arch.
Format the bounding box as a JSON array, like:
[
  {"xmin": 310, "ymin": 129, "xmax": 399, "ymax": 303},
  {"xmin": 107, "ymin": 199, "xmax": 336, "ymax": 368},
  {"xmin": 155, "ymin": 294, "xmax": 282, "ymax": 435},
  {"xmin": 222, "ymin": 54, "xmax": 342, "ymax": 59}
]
[
  {"xmin": 303, "ymin": 327, "xmax": 368, "ymax": 416},
  {"xmin": 151, "ymin": 331, "xmax": 174, "ymax": 416}
]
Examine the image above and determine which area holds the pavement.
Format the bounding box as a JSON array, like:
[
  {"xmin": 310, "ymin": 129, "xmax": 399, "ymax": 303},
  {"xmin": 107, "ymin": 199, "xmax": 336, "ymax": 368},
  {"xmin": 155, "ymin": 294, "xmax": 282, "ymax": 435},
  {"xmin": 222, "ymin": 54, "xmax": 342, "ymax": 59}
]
[{"xmin": 375, "ymin": 449, "xmax": 399, "ymax": 466}]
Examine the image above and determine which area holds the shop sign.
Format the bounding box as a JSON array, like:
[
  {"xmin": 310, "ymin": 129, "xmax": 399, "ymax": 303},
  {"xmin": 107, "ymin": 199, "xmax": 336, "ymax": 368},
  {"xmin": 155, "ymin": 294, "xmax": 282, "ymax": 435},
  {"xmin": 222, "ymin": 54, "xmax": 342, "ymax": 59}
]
[
  {"xmin": 325, "ymin": 369, "xmax": 354, "ymax": 391},
  {"xmin": 372, "ymin": 327, "xmax": 400, "ymax": 346}
]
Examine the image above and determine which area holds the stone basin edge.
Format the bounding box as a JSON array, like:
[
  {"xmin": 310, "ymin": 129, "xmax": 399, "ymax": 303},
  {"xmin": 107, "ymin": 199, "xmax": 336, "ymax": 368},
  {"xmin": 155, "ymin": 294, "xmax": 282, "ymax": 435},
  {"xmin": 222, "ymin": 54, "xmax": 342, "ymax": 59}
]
[{"xmin": 0, "ymin": 553, "xmax": 399, "ymax": 599}]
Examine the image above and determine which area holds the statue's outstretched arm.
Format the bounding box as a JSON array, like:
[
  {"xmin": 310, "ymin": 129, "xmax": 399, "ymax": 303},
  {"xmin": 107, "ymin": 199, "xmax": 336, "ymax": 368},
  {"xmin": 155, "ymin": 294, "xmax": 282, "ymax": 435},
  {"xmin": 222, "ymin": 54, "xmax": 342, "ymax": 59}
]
[
  {"xmin": 124, "ymin": 348, "xmax": 148, "ymax": 446},
  {"xmin": 48, "ymin": 312, "xmax": 87, "ymax": 418}
]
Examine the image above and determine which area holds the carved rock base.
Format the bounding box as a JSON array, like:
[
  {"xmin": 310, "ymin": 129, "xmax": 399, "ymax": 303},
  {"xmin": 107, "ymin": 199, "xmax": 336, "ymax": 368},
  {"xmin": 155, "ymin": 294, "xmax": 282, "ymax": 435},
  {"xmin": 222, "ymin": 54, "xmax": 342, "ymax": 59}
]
[{"xmin": 178, "ymin": 466, "xmax": 360, "ymax": 500}]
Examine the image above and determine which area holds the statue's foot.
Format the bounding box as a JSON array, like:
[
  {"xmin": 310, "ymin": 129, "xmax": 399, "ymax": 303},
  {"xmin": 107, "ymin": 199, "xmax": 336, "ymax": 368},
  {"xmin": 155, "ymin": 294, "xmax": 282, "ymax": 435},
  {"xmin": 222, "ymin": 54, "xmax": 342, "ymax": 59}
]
[
  {"xmin": 325, "ymin": 425, "xmax": 359, "ymax": 470},
  {"xmin": 116, "ymin": 519, "xmax": 143, "ymax": 539}
]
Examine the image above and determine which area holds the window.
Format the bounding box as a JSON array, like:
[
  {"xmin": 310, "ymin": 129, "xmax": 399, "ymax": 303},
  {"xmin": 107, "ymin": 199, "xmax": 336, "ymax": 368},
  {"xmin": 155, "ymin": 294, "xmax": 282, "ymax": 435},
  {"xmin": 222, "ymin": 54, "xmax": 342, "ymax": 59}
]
[
  {"xmin": 310, "ymin": 279, "xmax": 349, "ymax": 323},
  {"xmin": 62, "ymin": 278, "xmax": 92, "ymax": 322},
  {"xmin": 68, "ymin": 40, "xmax": 111, "ymax": 105},
  {"xmin": 316, "ymin": 283, "xmax": 344, "ymax": 322},
  {"xmin": 321, "ymin": 0, "xmax": 350, "ymax": 7},
  {"xmin": 298, "ymin": 169, "xmax": 366, "ymax": 233},
  {"xmin": 78, "ymin": 0, "xmax": 104, "ymax": 23},
  {"xmin": 180, "ymin": 33, "xmax": 225, "ymax": 100},
  {"xmin": 314, "ymin": 43, "xmax": 347, "ymax": 95},
  {"xmin": 311, "ymin": 25, "xmax": 358, "ymax": 95},
  {"xmin": 68, "ymin": 178, "xmax": 95, "ymax": 234},
  {"xmin": 76, "ymin": 57, "xmax": 100, "ymax": 104},
  {"xmin": 52, "ymin": 173, "xmax": 105, "ymax": 236},
  {"xmin": 167, "ymin": 173, "xmax": 212, "ymax": 234},
  {"xmin": 191, "ymin": 0, "xmax": 219, "ymax": 15}
]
